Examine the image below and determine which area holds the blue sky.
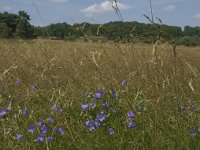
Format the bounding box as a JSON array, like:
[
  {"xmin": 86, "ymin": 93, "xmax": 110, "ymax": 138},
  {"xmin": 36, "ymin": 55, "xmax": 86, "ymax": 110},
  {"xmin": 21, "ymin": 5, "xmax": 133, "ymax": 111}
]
[{"xmin": 0, "ymin": 0, "xmax": 200, "ymax": 27}]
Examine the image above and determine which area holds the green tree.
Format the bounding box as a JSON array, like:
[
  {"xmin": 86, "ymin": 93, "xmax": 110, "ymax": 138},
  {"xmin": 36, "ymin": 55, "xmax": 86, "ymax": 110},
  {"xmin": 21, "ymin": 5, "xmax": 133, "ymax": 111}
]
[
  {"xmin": 0, "ymin": 12, "xmax": 18, "ymax": 36},
  {"xmin": 16, "ymin": 11, "xmax": 34, "ymax": 38},
  {"xmin": 0, "ymin": 23, "xmax": 12, "ymax": 38}
]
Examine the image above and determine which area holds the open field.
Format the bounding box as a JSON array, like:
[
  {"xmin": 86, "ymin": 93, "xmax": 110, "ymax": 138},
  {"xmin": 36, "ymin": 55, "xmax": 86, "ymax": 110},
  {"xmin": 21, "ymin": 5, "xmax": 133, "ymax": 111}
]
[{"xmin": 0, "ymin": 39, "xmax": 200, "ymax": 149}]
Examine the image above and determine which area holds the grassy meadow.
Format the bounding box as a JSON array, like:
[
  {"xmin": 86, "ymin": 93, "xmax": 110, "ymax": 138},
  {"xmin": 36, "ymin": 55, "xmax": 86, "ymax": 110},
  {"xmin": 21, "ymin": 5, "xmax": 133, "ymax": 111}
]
[{"xmin": 1, "ymin": 39, "xmax": 200, "ymax": 149}]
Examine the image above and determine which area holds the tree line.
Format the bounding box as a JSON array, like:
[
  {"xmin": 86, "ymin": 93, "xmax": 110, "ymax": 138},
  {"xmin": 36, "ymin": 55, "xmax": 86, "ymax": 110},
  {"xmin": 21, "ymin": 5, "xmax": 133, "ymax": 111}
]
[{"xmin": 0, "ymin": 11, "xmax": 200, "ymax": 46}]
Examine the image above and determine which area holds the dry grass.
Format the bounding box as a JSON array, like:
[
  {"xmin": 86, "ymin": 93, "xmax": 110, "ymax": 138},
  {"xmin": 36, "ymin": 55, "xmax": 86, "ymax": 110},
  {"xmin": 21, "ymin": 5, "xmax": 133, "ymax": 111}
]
[{"xmin": 0, "ymin": 39, "xmax": 200, "ymax": 149}]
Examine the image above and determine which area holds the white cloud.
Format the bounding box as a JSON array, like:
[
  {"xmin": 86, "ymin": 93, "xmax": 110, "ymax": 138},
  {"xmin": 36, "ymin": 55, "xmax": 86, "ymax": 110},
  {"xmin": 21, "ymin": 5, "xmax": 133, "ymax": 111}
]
[
  {"xmin": 49, "ymin": 0, "xmax": 68, "ymax": 3},
  {"xmin": 1, "ymin": 6, "xmax": 11, "ymax": 11},
  {"xmin": 193, "ymin": 13, "xmax": 200, "ymax": 19},
  {"xmin": 164, "ymin": 5, "xmax": 176, "ymax": 11},
  {"xmin": 81, "ymin": 1, "xmax": 130, "ymax": 17}
]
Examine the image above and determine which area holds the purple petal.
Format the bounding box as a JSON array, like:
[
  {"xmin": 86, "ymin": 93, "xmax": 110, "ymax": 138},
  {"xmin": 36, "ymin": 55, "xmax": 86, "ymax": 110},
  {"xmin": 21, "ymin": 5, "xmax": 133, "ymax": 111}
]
[
  {"xmin": 37, "ymin": 120, "xmax": 45, "ymax": 127},
  {"xmin": 189, "ymin": 130, "xmax": 196, "ymax": 137},
  {"xmin": 122, "ymin": 80, "xmax": 127, "ymax": 86},
  {"xmin": 128, "ymin": 122, "xmax": 136, "ymax": 128},
  {"xmin": 128, "ymin": 111, "xmax": 135, "ymax": 119},
  {"xmin": 16, "ymin": 134, "xmax": 24, "ymax": 140},
  {"xmin": 22, "ymin": 108, "xmax": 29, "ymax": 116},
  {"xmin": 47, "ymin": 117, "xmax": 54, "ymax": 123},
  {"xmin": 109, "ymin": 128, "xmax": 114, "ymax": 135},
  {"xmin": 0, "ymin": 108, "xmax": 9, "ymax": 118},
  {"xmin": 37, "ymin": 134, "xmax": 45, "ymax": 143},
  {"xmin": 47, "ymin": 136, "xmax": 53, "ymax": 142},
  {"xmin": 81, "ymin": 104, "xmax": 89, "ymax": 111},
  {"xmin": 28, "ymin": 125, "xmax": 35, "ymax": 133}
]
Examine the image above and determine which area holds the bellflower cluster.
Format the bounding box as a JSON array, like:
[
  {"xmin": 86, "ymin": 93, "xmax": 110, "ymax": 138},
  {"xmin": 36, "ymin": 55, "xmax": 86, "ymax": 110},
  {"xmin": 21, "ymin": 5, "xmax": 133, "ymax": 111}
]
[{"xmin": 127, "ymin": 111, "xmax": 136, "ymax": 129}]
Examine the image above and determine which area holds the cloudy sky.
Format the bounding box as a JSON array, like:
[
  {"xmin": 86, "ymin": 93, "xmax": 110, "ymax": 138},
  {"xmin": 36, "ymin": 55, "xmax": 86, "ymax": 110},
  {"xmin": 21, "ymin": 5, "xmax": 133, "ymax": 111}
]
[{"xmin": 0, "ymin": 0, "xmax": 199, "ymax": 27}]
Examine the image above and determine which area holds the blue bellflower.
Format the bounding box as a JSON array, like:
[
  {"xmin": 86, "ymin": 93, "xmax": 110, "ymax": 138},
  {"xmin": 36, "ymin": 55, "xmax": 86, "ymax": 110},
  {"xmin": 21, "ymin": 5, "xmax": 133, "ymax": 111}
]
[
  {"xmin": 102, "ymin": 102, "xmax": 109, "ymax": 108},
  {"xmin": 47, "ymin": 117, "xmax": 54, "ymax": 123},
  {"xmin": 122, "ymin": 80, "xmax": 127, "ymax": 86},
  {"xmin": 41, "ymin": 126, "xmax": 48, "ymax": 134},
  {"xmin": 128, "ymin": 111, "xmax": 135, "ymax": 119},
  {"xmin": 28, "ymin": 125, "xmax": 35, "ymax": 133},
  {"xmin": 96, "ymin": 114, "xmax": 107, "ymax": 122},
  {"xmin": 95, "ymin": 121, "xmax": 101, "ymax": 128},
  {"xmin": 37, "ymin": 134, "xmax": 45, "ymax": 143},
  {"xmin": 112, "ymin": 91, "xmax": 118, "ymax": 98},
  {"xmin": 47, "ymin": 136, "xmax": 53, "ymax": 142},
  {"xmin": 81, "ymin": 104, "xmax": 89, "ymax": 111},
  {"xmin": 109, "ymin": 128, "xmax": 114, "ymax": 135},
  {"xmin": 16, "ymin": 134, "xmax": 24, "ymax": 140},
  {"xmin": 51, "ymin": 104, "xmax": 58, "ymax": 111},
  {"xmin": 32, "ymin": 84, "xmax": 38, "ymax": 89},
  {"xmin": 128, "ymin": 122, "xmax": 136, "ymax": 128},
  {"xmin": 0, "ymin": 108, "xmax": 9, "ymax": 118},
  {"xmin": 55, "ymin": 127, "xmax": 64, "ymax": 135},
  {"xmin": 37, "ymin": 120, "xmax": 45, "ymax": 127},
  {"xmin": 16, "ymin": 79, "xmax": 22, "ymax": 84},
  {"xmin": 22, "ymin": 108, "xmax": 29, "ymax": 116},
  {"xmin": 84, "ymin": 92, "xmax": 89, "ymax": 97},
  {"xmin": 95, "ymin": 90, "xmax": 102, "ymax": 99},
  {"xmin": 189, "ymin": 130, "xmax": 196, "ymax": 137},
  {"xmin": 85, "ymin": 121, "xmax": 95, "ymax": 131}
]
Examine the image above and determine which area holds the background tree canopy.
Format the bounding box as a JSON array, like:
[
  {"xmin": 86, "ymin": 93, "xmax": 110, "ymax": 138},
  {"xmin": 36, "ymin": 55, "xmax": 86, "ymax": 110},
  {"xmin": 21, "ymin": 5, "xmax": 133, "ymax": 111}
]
[{"xmin": 0, "ymin": 11, "xmax": 200, "ymax": 46}]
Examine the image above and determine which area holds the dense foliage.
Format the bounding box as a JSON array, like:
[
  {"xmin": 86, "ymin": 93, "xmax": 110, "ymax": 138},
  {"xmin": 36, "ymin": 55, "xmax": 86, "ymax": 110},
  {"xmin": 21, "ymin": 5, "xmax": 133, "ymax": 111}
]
[
  {"xmin": 0, "ymin": 11, "xmax": 200, "ymax": 46},
  {"xmin": 0, "ymin": 11, "xmax": 35, "ymax": 39}
]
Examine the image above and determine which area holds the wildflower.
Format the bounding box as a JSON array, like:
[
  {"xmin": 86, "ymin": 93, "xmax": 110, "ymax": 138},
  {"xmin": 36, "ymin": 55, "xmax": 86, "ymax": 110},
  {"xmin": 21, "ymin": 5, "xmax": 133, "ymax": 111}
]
[
  {"xmin": 102, "ymin": 102, "xmax": 109, "ymax": 109},
  {"xmin": 37, "ymin": 120, "xmax": 45, "ymax": 127},
  {"xmin": 32, "ymin": 84, "xmax": 38, "ymax": 89},
  {"xmin": 16, "ymin": 134, "xmax": 24, "ymax": 140},
  {"xmin": 109, "ymin": 128, "xmax": 114, "ymax": 135},
  {"xmin": 128, "ymin": 111, "xmax": 135, "ymax": 119},
  {"xmin": 28, "ymin": 125, "xmax": 35, "ymax": 133},
  {"xmin": 81, "ymin": 104, "xmax": 89, "ymax": 111},
  {"xmin": 58, "ymin": 109, "xmax": 63, "ymax": 113},
  {"xmin": 137, "ymin": 106, "xmax": 143, "ymax": 112},
  {"xmin": 21, "ymin": 108, "xmax": 29, "ymax": 116},
  {"xmin": 41, "ymin": 126, "xmax": 48, "ymax": 134},
  {"xmin": 189, "ymin": 130, "xmax": 196, "ymax": 137},
  {"xmin": 112, "ymin": 91, "xmax": 118, "ymax": 98},
  {"xmin": 47, "ymin": 117, "xmax": 54, "ymax": 123},
  {"xmin": 85, "ymin": 121, "xmax": 95, "ymax": 131},
  {"xmin": 47, "ymin": 136, "xmax": 53, "ymax": 142},
  {"xmin": 84, "ymin": 92, "xmax": 89, "ymax": 97},
  {"xmin": 51, "ymin": 104, "xmax": 58, "ymax": 111},
  {"xmin": 95, "ymin": 90, "xmax": 102, "ymax": 99},
  {"xmin": 16, "ymin": 79, "xmax": 22, "ymax": 84},
  {"xmin": 96, "ymin": 114, "xmax": 107, "ymax": 122},
  {"xmin": 55, "ymin": 128, "xmax": 64, "ymax": 135},
  {"xmin": 51, "ymin": 104, "xmax": 63, "ymax": 113},
  {"xmin": 37, "ymin": 134, "xmax": 45, "ymax": 143},
  {"xmin": 122, "ymin": 80, "xmax": 127, "ymax": 86},
  {"xmin": 0, "ymin": 108, "xmax": 9, "ymax": 118},
  {"xmin": 100, "ymin": 110, "xmax": 104, "ymax": 114},
  {"xmin": 128, "ymin": 122, "xmax": 136, "ymax": 128},
  {"xmin": 95, "ymin": 121, "xmax": 101, "ymax": 128}
]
